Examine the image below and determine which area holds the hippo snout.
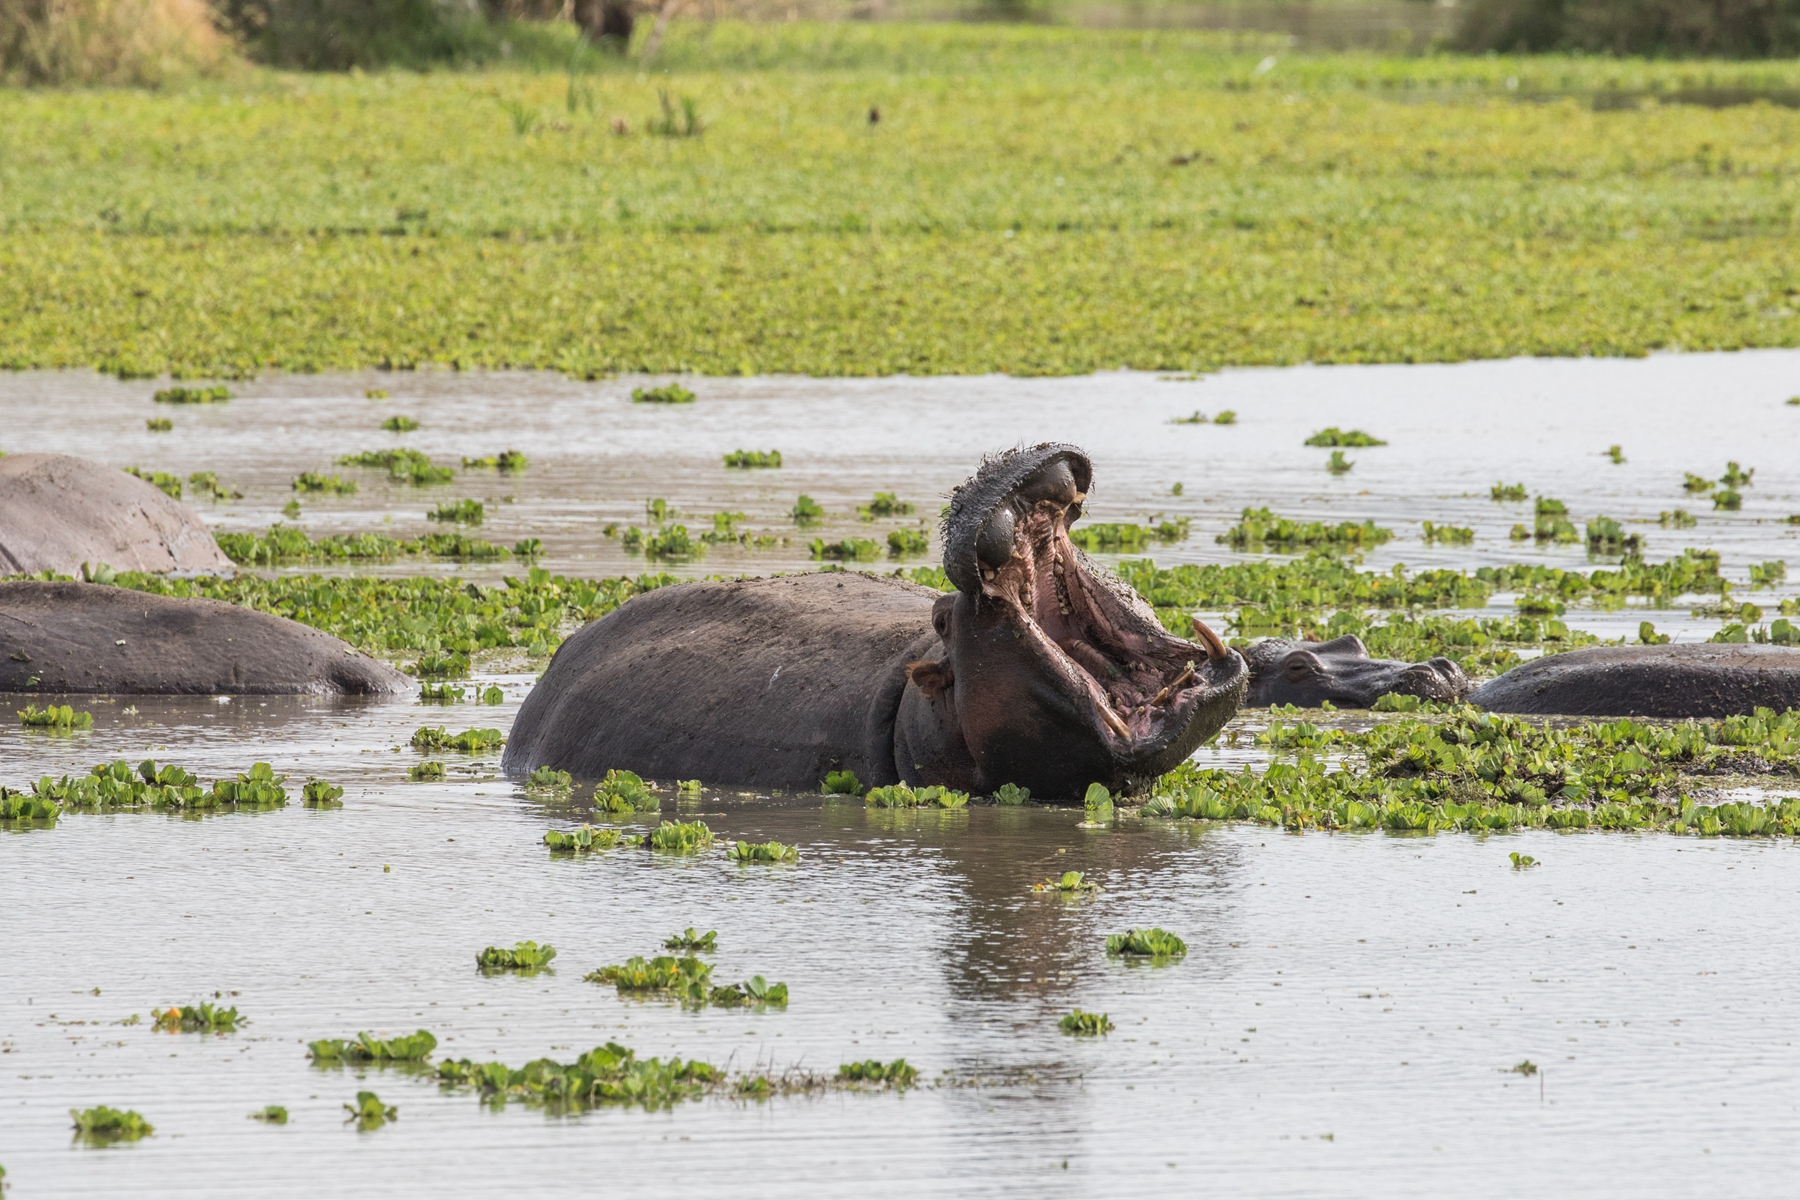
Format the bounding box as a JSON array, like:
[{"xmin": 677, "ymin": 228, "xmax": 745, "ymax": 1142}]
[{"xmin": 1399, "ymin": 657, "xmax": 1470, "ymax": 701}]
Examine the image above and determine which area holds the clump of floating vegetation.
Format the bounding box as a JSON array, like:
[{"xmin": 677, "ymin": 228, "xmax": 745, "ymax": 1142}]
[
  {"xmin": 1606, "ymin": 444, "xmax": 1625, "ymax": 464},
  {"xmin": 544, "ymin": 824, "xmax": 644, "ymax": 852},
  {"xmin": 707, "ymin": 975, "xmax": 789, "ymax": 1007},
  {"xmin": 344, "ymin": 1091, "xmax": 396, "ymax": 1130},
  {"xmin": 428, "ymin": 499, "xmax": 484, "ymax": 525},
  {"xmin": 1213, "ymin": 410, "xmax": 1238, "ymax": 425},
  {"xmin": 1069, "ymin": 519, "xmax": 1190, "ymax": 552},
  {"xmin": 791, "ymin": 495, "xmax": 824, "ymax": 524},
  {"xmin": 526, "ymin": 766, "xmax": 572, "ymax": 792},
  {"xmin": 0, "ymin": 787, "xmax": 61, "ymax": 824},
  {"xmin": 435, "ymin": 1042, "xmax": 720, "ymax": 1111},
  {"xmin": 1059, "ymin": 1010, "xmax": 1113, "ymax": 1036},
  {"xmin": 728, "ymin": 840, "xmax": 799, "ymax": 863},
  {"xmin": 310, "ymin": 1030, "xmax": 437, "ymax": 1062},
  {"xmin": 1491, "ymin": 482, "xmax": 1527, "ymax": 501},
  {"xmin": 250, "ymin": 1105, "xmax": 288, "ymax": 1123},
  {"xmin": 1586, "ymin": 517, "xmax": 1642, "ymax": 556},
  {"xmin": 1520, "ymin": 496, "xmax": 1579, "ymax": 543},
  {"xmin": 995, "ymin": 783, "xmax": 1030, "ymax": 805},
  {"xmin": 887, "ymin": 528, "xmax": 929, "ymax": 556},
  {"xmin": 632, "ymin": 383, "xmax": 695, "ymax": 404},
  {"xmin": 71, "ymin": 1106, "xmax": 153, "ymax": 1142},
  {"xmin": 1721, "ymin": 462, "xmax": 1755, "ymax": 488},
  {"xmin": 1221, "ymin": 507, "xmax": 1392, "ymax": 551},
  {"xmin": 153, "ymin": 1001, "xmax": 241, "ymax": 1032},
  {"xmin": 859, "ymin": 493, "xmax": 914, "ymax": 520},
  {"xmin": 154, "ymin": 385, "xmax": 229, "ymax": 405},
  {"xmin": 293, "ymin": 472, "xmax": 358, "ymax": 495},
  {"xmin": 18, "ymin": 703, "xmax": 92, "ymax": 730},
  {"xmin": 461, "ymin": 449, "xmax": 528, "ymax": 471},
  {"xmin": 381, "ymin": 415, "xmax": 420, "ymax": 433},
  {"xmin": 866, "ymin": 783, "xmax": 969, "ymax": 809},
  {"xmin": 302, "ymin": 779, "xmax": 344, "ymax": 807},
  {"xmin": 822, "ymin": 770, "xmax": 863, "ymax": 796},
  {"xmin": 594, "ymin": 768, "xmax": 659, "ymax": 813},
  {"xmin": 1639, "ymin": 621, "xmax": 1671, "ymax": 645},
  {"xmin": 1715, "ymin": 488, "xmax": 1743, "ymax": 511},
  {"xmin": 146, "ymin": 417, "xmax": 173, "ymax": 431},
  {"xmin": 411, "ymin": 727, "xmax": 504, "ymax": 753},
  {"xmin": 124, "ymin": 466, "xmax": 182, "ymax": 499},
  {"xmin": 419, "ymin": 683, "xmax": 465, "ymax": 703},
  {"xmin": 1170, "ymin": 411, "xmax": 1209, "ymax": 425},
  {"xmin": 1033, "ymin": 870, "xmax": 1100, "ymax": 893},
  {"xmin": 648, "ymin": 819, "xmax": 714, "ymax": 852},
  {"xmin": 409, "ymin": 761, "xmax": 446, "ymax": 780},
  {"xmin": 837, "ymin": 1059, "xmax": 918, "ymax": 1088},
  {"xmin": 1370, "ymin": 693, "xmax": 1455, "ymax": 713},
  {"xmin": 811, "ymin": 537, "xmax": 880, "ymax": 562},
  {"xmin": 664, "ymin": 928, "xmax": 716, "ymax": 952},
  {"xmin": 723, "ymin": 449, "xmax": 781, "ymax": 468},
  {"xmin": 587, "ymin": 954, "xmax": 713, "ymax": 1000},
  {"xmin": 1421, "ymin": 522, "xmax": 1474, "ymax": 544},
  {"xmin": 477, "ymin": 941, "xmax": 557, "ymax": 974},
  {"xmin": 365, "ymin": 389, "xmax": 389, "ymax": 399},
  {"xmin": 23, "ymin": 759, "xmax": 308, "ymax": 814},
  {"xmin": 1660, "ymin": 509, "xmax": 1698, "ymax": 528},
  {"xmin": 1683, "ymin": 472, "xmax": 1715, "ymax": 494},
  {"xmin": 1305, "ymin": 427, "xmax": 1386, "ymax": 447},
  {"xmin": 1326, "ymin": 449, "xmax": 1353, "ymax": 474},
  {"xmin": 1510, "ymin": 852, "xmax": 1538, "ymax": 870},
  {"xmin": 1105, "ymin": 927, "xmax": 1188, "ymax": 960},
  {"xmin": 337, "ymin": 448, "xmax": 455, "ymax": 485}
]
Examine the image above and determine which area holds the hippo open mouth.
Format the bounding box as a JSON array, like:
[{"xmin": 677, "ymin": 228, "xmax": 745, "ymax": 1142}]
[{"xmin": 922, "ymin": 443, "xmax": 1248, "ymax": 794}]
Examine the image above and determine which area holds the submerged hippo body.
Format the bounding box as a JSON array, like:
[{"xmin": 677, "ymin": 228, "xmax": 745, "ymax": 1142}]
[
  {"xmin": 505, "ymin": 445, "xmax": 1248, "ymax": 800},
  {"xmin": 0, "ymin": 453, "xmax": 233, "ymax": 576},
  {"xmin": 1471, "ymin": 643, "xmax": 1800, "ymax": 718},
  {"xmin": 1242, "ymin": 635, "xmax": 1469, "ymax": 708},
  {"xmin": 0, "ymin": 581, "xmax": 410, "ymax": 695}
]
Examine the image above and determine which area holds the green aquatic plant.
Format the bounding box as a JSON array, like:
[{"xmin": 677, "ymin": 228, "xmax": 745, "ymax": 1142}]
[
  {"xmin": 409, "ymin": 761, "xmax": 446, "ymax": 780},
  {"xmin": 1638, "ymin": 621, "xmax": 1670, "ymax": 645},
  {"xmin": 1420, "ymin": 522, "xmax": 1474, "ymax": 544},
  {"xmin": 822, "ymin": 770, "xmax": 863, "ymax": 796},
  {"xmin": 410, "ymin": 726, "xmax": 504, "ymax": 753},
  {"xmin": 146, "ymin": 417, "xmax": 172, "ymax": 431},
  {"xmin": 587, "ymin": 955, "xmax": 714, "ymax": 1001},
  {"xmin": 544, "ymin": 824, "xmax": 643, "ymax": 852},
  {"xmin": 1105, "ymin": 927, "xmax": 1188, "ymax": 959},
  {"xmin": 1749, "ymin": 561, "xmax": 1786, "ymax": 588},
  {"xmin": 723, "ymin": 449, "xmax": 781, "ymax": 468},
  {"xmin": 527, "ymin": 766, "xmax": 573, "ymax": 792},
  {"xmin": 728, "ymin": 840, "xmax": 800, "ymax": 863},
  {"xmin": 187, "ymin": 471, "xmax": 242, "ymax": 502},
  {"xmin": 428, "ymin": 499, "xmax": 484, "ymax": 525},
  {"xmin": 1683, "ymin": 472, "xmax": 1716, "ymax": 494},
  {"xmin": 648, "ymin": 819, "xmax": 714, "ymax": 852},
  {"xmin": 153, "ymin": 386, "xmax": 229, "ymax": 404},
  {"xmin": 302, "ymin": 779, "xmax": 345, "ymax": 808},
  {"xmin": 1326, "ymin": 449, "xmax": 1353, "ymax": 474},
  {"xmin": 418, "ymin": 682, "xmax": 464, "ymax": 703},
  {"xmin": 411, "ymin": 652, "xmax": 469, "ymax": 677},
  {"xmin": 477, "ymin": 941, "xmax": 557, "ymax": 973},
  {"xmin": 1512, "ymin": 1059, "xmax": 1538, "ymax": 1076},
  {"xmin": 632, "ymin": 383, "xmax": 695, "ymax": 404},
  {"xmin": 435, "ymin": 1042, "xmax": 719, "ymax": 1111},
  {"xmin": 1305, "ymin": 427, "xmax": 1386, "ymax": 448},
  {"xmin": 1033, "ymin": 871, "xmax": 1100, "ymax": 893},
  {"xmin": 293, "ymin": 472, "xmax": 357, "ymax": 495},
  {"xmin": 865, "ymin": 783, "xmax": 969, "ymax": 809},
  {"xmin": 0, "ymin": 787, "xmax": 61, "ymax": 823},
  {"xmin": 1059, "ymin": 1009, "xmax": 1113, "ymax": 1036},
  {"xmin": 1491, "ymin": 482, "xmax": 1527, "ymax": 501},
  {"xmin": 18, "ymin": 704, "xmax": 92, "ymax": 729},
  {"xmin": 810, "ymin": 537, "xmax": 880, "ymax": 562},
  {"xmin": 1721, "ymin": 462, "xmax": 1754, "ymax": 487},
  {"xmin": 644, "ymin": 526, "xmax": 699, "ymax": 559},
  {"xmin": 250, "ymin": 1105, "xmax": 288, "ymax": 1124},
  {"xmin": 1606, "ymin": 445, "xmax": 1625, "ymax": 464},
  {"xmin": 887, "ymin": 528, "xmax": 930, "ymax": 556},
  {"xmin": 1532, "ymin": 497, "xmax": 1579, "ymax": 543},
  {"xmin": 381, "ymin": 415, "xmax": 420, "ymax": 432},
  {"xmin": 1510, "ymin": 852, "xmax": 1537, "ymax": 869},
  {"xmin": 594, "ymin": 768, "xmax": 659, "ymax": 812},
  {"xmin": 994, "ymin": 783, "xmax": 1030, "ymax": 805},
  {"xmin": 365, "ymin": 389, "xmax": 389, "ymax": 399},
  {"xmin": 123, "ymin": 466, "xmax": 181, "ymax": 499},
  {"xmin": 210, "ymin": 762, "xmax": 289, "ymax": 808},
  {"xmin": 837, "ymin": 1059, "xmax": 918, "ymax": 1087},
  {"xmin": 859, "ymin": 493, "xmax": 915, "ymax": 520},
  {"xmin": 309, "ymin": 1030, "xmax": 437, "ymax": 1062},
  {"xmin": 1372, "ymin": 693, "xmax": 1453, "ymax": 713},
  {"xmin": 791, "ymin": 495, "xmax": 824, "ymax": 524},
  {"xmin": 1221, "ymin": 507, "xmax": 1392, "ymax": 551},
  {"xmin": 1715, "ymin": 488, "xmax": 1743, "ymax": 511},
  {"xmin": 282, "ymin": 499, "xmax": 302, "ymax": 518},
  {"xmin": 1213, "ymin": 411, "xmax": 1238, "ymax": 425},
  {"xmin": 708, "ymin": 975, "xmax": 788, "ymax": 1007},
  {"xmin": 1082, "ymin": 782, "xmax": 1114, "ymax": 822},
  {"xmin": 664, "ymin": 928, "xmax": 717, "ymax": 952},
  {"xmin": 344, "ymin": 1091, "xmax": 395, "ymax": 1130},
  {"xmin": 27, "ymin": 759, "xmax": 302, "ymax": 813},
  {"xmin": 1585, "ymin": 517, "xmax": 1641, "ymax": 556},
  {"xmin": 1069, "ymin": 520, "xmax": 1190, "ymax": 552},
  {"xmin": 512, "ymin": 539, "xmax": 542, "ymax": 559},
  {"xmin": 71, "ymin": 1106, "xmax": 153, "ymax": 1141},
  {"xmin": 154, "ymin": 1002, "xmax": 241, "ymax": 1032},
  {"xmin": 1170, "ymin": 411, "xmax": 1208, "ymax": 424},
  {"xmin": 338, "ymin": 448, "xmax": 455, "ymax": 485},
  {"xmin": 1759, "ymin": 619, "xmax": 1800, "ymax": 646},
  {"xmin": 481, "ymin": 685, "xmax": 504, "ymax": 705},
  {"xmin": 1659, "ymin": 509, "xmax": 1697, "ymax": 528}
]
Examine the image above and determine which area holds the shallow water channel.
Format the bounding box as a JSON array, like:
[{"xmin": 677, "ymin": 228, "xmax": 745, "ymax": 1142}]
[{"xmin": 6, "ymin": 352, "xmax": 1800, "ymax": 1196}]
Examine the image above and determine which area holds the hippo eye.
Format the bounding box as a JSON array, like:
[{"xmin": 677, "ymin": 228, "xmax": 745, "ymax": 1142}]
[
  {"xmin": 1282, "ymin": 651, "xmax": 1323, "ymax": 680},
  {"xmin": 976, "ymin": 506, "xmax": 1015, "ymax": 570}
]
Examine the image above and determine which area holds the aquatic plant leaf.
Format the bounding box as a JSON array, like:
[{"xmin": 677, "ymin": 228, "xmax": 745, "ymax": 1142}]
[
  {"xmin": 728, "ymin": 839, "xmax": 799, "ymax": 863},
  {"xmin": 837, "ymin": 1059, "xmax": 918, "ymax": 1087},
  {"xmin": 662, "ymin": 928, "xmax": 717, "ymax": 952},
  {"xmin": 648, "ymin": 819, "xmax": 713, "ymax": 851},
  {"xmin": 1105, "ymin": 927, "xmax": 1188, "ymax": 959},
  {"xmin": 723, "ymin": 449, "xmax": 781, "ymax": 468},
  {"xmin": 1058, "ymin": 1009, "xmax": 1113, "ymax": 1036},
  {"xmin": 477, "ymin": 942, "xmax": 557, "ymax": 973},
  {"xmin": 632, "ymin": 383, "xmax": 695, "ymax": 404},
  {"xmin": 1304, "ymin": 427, "xmax": 1386, "ymax": 447},
  {"xmin": 71, "ymin": 1105, "xmax": 153, "ymax": 1140},
  {"xmin": 821, "ymin": 770, "xmax": 864, "ymax": 796},
  {"xmin": 994, "ymin": 782, "xmax": 1030, "ymax": 805},
  {"xmin": 250, "ymin": 1105, "xmax": 288, "ymax": 1124},
  {"xmin": 544, "ymin": 824, "xmax": 642, "ymax": 852}
]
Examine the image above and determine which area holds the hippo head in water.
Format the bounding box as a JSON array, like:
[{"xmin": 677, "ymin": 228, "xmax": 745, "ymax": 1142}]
[
  {"xmin": 894, "ymin": 444, "xmax": 1249, "ymax": 797},
  {"xmin": 1242, "ymin": 635, "xmax": 1469, "ymax": 708}
]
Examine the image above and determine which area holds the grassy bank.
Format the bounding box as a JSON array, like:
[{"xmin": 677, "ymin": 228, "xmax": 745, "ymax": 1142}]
[{"xmin": 4, "ymin": 22, "xmax": 1799, "ymax": 376}]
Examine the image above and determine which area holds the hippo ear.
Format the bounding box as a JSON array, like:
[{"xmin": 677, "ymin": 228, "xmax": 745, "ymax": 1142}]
[
  {"xmin": 1313, "ymin": 634, "xmax": 1370, "ymax": 658},
  {"xmin": 907, "ymin": 659, "xmax": 955, "ymax": 698},
  {"xmin": 1281, "ymin": 649, "xmax": 1325, "ymax": 680}
]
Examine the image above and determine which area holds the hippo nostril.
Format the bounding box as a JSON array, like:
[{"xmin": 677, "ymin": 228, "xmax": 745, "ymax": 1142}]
[
  {"xmin": 976, "ymin": 506, "xmax": 1016, "ymax": 570},
  {"xmin": 1016, "ymin": 458, "xmax": 1079, "ymax": 508}
]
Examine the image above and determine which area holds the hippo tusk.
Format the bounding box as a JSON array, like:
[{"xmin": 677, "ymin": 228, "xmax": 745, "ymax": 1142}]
[
  {"xmin": 1192, "ymin": 618, "xmax": 1229, "ymax": 661},
  {"xmin": 1099, "ymin": 703, "xmax": 1132, "ymax": 740},
  {"xmin": 1150, "ymin": 662, "xmax": 1197, "ymax": 707}
]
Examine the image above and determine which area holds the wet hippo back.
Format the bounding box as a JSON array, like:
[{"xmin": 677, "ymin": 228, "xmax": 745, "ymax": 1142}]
[
  {"xmin": 1471, "ymin": 643, "xmax": 1800, "ymax": 718},
  {"xmin": 0, "ymin": 453, "xmax": 232, "ymax": 576},
  {"xmin": 504, "ymin": 573, "xmax": 940, "ymax": 789}
]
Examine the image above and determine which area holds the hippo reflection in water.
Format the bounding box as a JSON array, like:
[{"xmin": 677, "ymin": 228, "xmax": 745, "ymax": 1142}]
[
  {"xmin": 504, "ymin": 444, "xmax": 1249, "ymax": 800},
  {"xmin": 1241, "ymin": 635, "xmax": 1470, "ymax": 708}
]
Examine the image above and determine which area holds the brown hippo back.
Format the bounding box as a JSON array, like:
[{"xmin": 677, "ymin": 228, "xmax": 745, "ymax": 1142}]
[
  {"xmin": 0, "ymin": 452, "xmax": 232, "ymax": 577},
  {"xmin": 1471, "ymin": 643, "xmax": 1800, "ymax": 718}
]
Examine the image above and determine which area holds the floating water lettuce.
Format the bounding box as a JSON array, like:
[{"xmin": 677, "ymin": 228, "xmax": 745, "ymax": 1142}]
[
  {"xmin": 526, "ymin": 766, "xmax": 573, "ymax": 792},
  {"xmin": 887, "ymin": 528, "xmax": 930, "ymax": 556},
  {"xmin": 791, "ymin": 495, "xmax": 824, "ymax": 524},
  {"xmin": 728, "ymin": 840, "xmax": 799, "ymax": 863},
  {"xmin": 337, "ymin": 448, "xmax": 454, "ymax": 485},
  {"xmin": 1606, "ymin": 444, "xmax": 1625, "ymax": 464},
  {"xmin": 994, "ymin": 782, "xmax": 1030, "ymax": 805},
  {"xmin": 381, "ymin": 415, "xmax": 420, "ymax": 432},
  {"xmin": 293, "ymin": 472, "xmax": 358, "ymax": 495},
  {"xmin": 1510, "ymin": 852, "xmax": 1538, "ymax": 869},
  {"xmin": 365, "ymin": 388, "xmax": 389, "ymax": 399},
  {"xmin": 708, "ymin": 975, "xmax": 788, "ymax": 1007},
  {"xmin": 1033, "ymin": 870, "xmax": 1100, "ymax": 893},
  {"xmin": 18, "ymin": 704, "xmax": 92, "ymax": 729},
  {"xmin": 1683, "ymin": 472, "xmax": 1716, "ymax": 494},
  {"xmin": 419, "ymin": 683, "xmax": 465, "ymax": 703},
  {"xmin": 462, "ymin": 450, "xmax": 528, "ymax": 471},
  {"xmin": 0, "ymin": 787, "xmax": 60, "ymax": 823},
  {"xmin": 1660, "ymin": 509, "xmax": 1697, "ymax": 528},
  {"xmin": 1170, "ymin": 411, "xmax": 1208, "ymax": 424},
  {"xmin": 1721, "ymin": 462, "xmax": 1755, "ymax": 487},
  {"xmin": 632, "ymin": 383, "xmax": 694, "ymax": 404},
  {"xmin": 153, "ymin": 386, "xmax": 229, "ymax": 404},
  {"xmin": 428, "ymin": 499, "xmax": 484, "ymax": 525},
  {"xmin": 146, "ymin": 417, "xmax": 172, "ymax": 431},
  {"xmin": 28, "ymin": 759, "xmax": 295, "ymax": 813},
  {"xmin": 859, "ymin": 493, "xmax": 915, "ymax": 520},
  {"xmin": 837, "ymin": 1059, "xmax": 918, "ymax": 1087},
  {"xmin": 1585, "ymin": 517, "xmax": 1641, "ymax": 556},
  {"xmin": 1326, "ymin": 449, "xmax": 1353, "ymax": 474},
  {"xmin": 344, "ymin": 1091, "xmax": 395, "ymax": 1130},
  {"xmin": 1491, "ymin": 482, "xmax": 1527, "ymax": 501},
  {"xmin": 435, "ymin": 1042, "xmax": 719, "ymax": 1111},
  {"xmin": 1059, "ymin": 1009, "xmax": 1113, "ymax": 1036},
  {"xmin": 409, "ymin": 761, "xmax": 446, "ymax": 780},
  {"xmin": 71, "ymin": 1106, "xmax": 153, "ymax": 1141},
  {"xmin": 301, "ymin": 779, "xmax": 344, "ymax": 808},
  {"xmin": 723, "ymin": 449, "xmax": 781, "ymax": 468},
  {"xmin": 1421, "ymin": 522, "xmax": 1474, "ymax": 544},
  {"xmin": 1221, "ymin": 507, "xmax": 1392, "ymax": 550},
  {"xmin": 1105, "ymin": 927, "xmax": 1188, "ymax": 959},
  {"xmin": 411, "ymin": 727, "xmax": 504, "ymax": 753},
  {"xmin": 544, "ymin": 824, "xmax": 643, "ymax": 851},
  {"xmin": 1213, "ymin": 410, "xmax": 1238, "ymax": 425},
  {"xmin": 187, "ymin": 470, "xmax": 242, "ymax": 501},
  {"xmin": 1305, "ymin": 427, "xmax": 1386, "ymax": 447},
  {"xmin": 1715, "ymin": 488, "xmax": 1743, "ymax": 511},
  {"xmin": 477, "ymin": 942, "xmax": 557, "ymax": 973},
  {"xmin": 123, "ymin": 466, "xmax": 181, "ymax": 499},
  {"xmin": 663, "ymin": 928, "xmax": 716, "ymax": 952},
  {"xmin": 810, "ymin": 537, "xmax": 880, "ymax": 562},
  {"xmin": 1638, "ymin": 621, "xmax": 1671, "ymax": 645},
  {"xmin": 822, "ymin": 770, "xmax": 864, "ymax": 796},
  {"xmin": 595, "ymin": 768, "xmax": 658, "ymax": 812},
  {"xmin": 309, "ymin": 1030, "xmax": 437, "ymax": 1062},
  {"xmin": 866, "ymin": 783, "xmax": 969, "ymax": 809},
  {"xmin": 250, "ymin": 1105, "xmax": 288, "ymax": 1123},
  {"xmin": 587, "ymin": 954, "xmax": 713, "ymax": 1000},
  {"xmin": 1069, "ymin": 520, "xmax": 1189, "ymax": 552},
  {"xmin": 154, "ymin": 1002, "xmax": 241, "ymax": 1032},
  {"xmin": 511, "ymin": 539, "xmax": 542, "ymax": 559},
  {"xmin": 648, "ymin": 819, "xmax": 713, "ymax": 851}
]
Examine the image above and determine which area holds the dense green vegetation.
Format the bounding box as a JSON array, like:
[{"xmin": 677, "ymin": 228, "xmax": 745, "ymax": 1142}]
[{"xmin": 4, "ymin": 22, "xmax": 1800, "ymax": 377}]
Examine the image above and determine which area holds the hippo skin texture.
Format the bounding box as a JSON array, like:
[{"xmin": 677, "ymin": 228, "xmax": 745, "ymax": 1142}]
[
  {"xmin": 1470, "ymin": 643, "xmax": 1800, "ymax": 718},
  {"xmin": 0, "ymin": 452, "xmax": 234, "ymax": 577},
  {"xmin": 0, "ymin": 581, "xmax": 411, "ymax": 695}
]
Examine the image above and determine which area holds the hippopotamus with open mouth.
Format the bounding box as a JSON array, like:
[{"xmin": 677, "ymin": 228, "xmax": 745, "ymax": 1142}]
[
  {"xmin": 1242, "ymin": 635, "xmax": 1469, "ymax": 708},
  {"xmin": 503, "ymin": 444, "xmax": 1248, "ymax": 799}
]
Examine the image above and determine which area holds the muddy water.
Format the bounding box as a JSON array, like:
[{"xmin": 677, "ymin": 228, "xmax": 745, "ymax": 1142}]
[{"xmin": 6, "ymin": 352, "xmax": 1800, "ymax": 1196}]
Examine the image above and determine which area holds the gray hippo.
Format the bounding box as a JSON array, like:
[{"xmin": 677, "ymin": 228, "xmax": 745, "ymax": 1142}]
[
  {"xmin": 1471, "ymin": 643, "xmax": 1800, "ymax": 718},
  {"xmin": 1242, "ymin": 635, "xmax": 1470, "ymax": 707},
  {"xmin": 503, "ymin": 444, "xmax": 1248, "ymax": 800},
  {"xmin": 0, "ymin": 453, "xmax": 232, "ymax": 576},
  {"xmin": 0, "ymin": 581, "xmax": 409, "ymax": 695}
]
